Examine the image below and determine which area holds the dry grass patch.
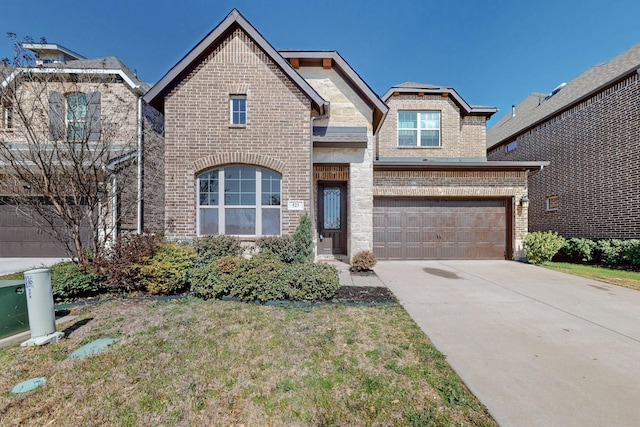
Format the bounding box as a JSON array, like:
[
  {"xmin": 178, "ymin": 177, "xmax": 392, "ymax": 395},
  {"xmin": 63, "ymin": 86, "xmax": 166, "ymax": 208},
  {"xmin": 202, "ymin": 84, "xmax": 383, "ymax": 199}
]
[{"xmin": 0, "ymin": 298, "xmax": 495, "ymax": 426}]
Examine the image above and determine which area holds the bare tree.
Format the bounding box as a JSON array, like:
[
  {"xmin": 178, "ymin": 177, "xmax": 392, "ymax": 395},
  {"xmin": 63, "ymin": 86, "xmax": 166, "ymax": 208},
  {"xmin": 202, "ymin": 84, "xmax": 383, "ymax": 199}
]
[{"xmin": 0, "ymin": 34, "xmax": 159, "ymax": 263}]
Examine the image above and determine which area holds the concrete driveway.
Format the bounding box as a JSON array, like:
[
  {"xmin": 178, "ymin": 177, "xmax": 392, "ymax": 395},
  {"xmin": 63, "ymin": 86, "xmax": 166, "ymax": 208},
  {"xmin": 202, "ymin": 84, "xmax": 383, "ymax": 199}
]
[
  {"xmin": 0, "ymin": 258, "xmax": 68, "ymax": 276},
  {"xmin": 374, "ymin": 260, "xmax": 640, "ymax": 427}
]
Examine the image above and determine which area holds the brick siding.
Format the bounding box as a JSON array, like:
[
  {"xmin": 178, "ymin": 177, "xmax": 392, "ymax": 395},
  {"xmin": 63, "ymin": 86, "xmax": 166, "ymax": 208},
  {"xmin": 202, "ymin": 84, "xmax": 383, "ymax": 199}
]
[
  {"xmin": 163, "ymin": 28, "xmax": 312, "ymax": 240},
  {"xmin": 488, "ymin": 73, "xmax": 640, "ymax": 238}
]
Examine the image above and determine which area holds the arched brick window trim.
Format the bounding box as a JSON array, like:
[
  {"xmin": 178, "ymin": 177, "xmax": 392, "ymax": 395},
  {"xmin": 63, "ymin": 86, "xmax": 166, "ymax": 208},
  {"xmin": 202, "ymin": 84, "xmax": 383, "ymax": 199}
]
[{"xmin": 192, "ymin": 152, "xmax": 285, "ymax": 175}]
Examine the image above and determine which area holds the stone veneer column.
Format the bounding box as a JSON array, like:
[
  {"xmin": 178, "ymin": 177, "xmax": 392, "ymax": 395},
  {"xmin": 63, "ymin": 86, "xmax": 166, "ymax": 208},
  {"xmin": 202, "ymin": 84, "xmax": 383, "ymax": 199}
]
[{"xmin": 348, "ymin": 138, "xmax": 374, "ymax": 258}]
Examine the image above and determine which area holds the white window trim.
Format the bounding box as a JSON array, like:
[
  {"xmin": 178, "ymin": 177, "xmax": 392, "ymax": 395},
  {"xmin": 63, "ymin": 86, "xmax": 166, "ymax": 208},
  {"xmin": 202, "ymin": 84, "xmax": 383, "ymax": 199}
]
[
  {"xmin": 229, "ymin": 95, "xmax": 247, "ymax": 126},
  {"xmin": 397, "ymin": 110, "xmax": 441, "ymax": 148},
  {"xmin": 197, "ymin": 166, "xmax": 282, "ymax": 237},
  {"xmin": 545, "ymin": 195, "xmax": 559, "ymax": 211},
  {"xmin": 3, "ymin": 105, "xmax": 13, "ymax": 129}
]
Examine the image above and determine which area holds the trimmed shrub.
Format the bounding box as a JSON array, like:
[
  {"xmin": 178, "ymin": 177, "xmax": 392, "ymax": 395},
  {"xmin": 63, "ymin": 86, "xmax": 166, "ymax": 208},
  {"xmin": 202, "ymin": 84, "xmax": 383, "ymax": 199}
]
[
  {"xmin": 293, "ymin": 214, "xmax": 314, "ymax": 263},
  {"xmin": 51, "ymin": 262, "xmax": 102, "ymax": 301},
  {"xmin": 524, "ymin": 231, "xmax": 566, "ymax": 264},
  {"xmin": 91, "ymin": 232, "xmax": 162, "ymax": 292},
  {"xmin": 193, "ymin": 235, "xmax": 242, "ymax": 267},
  {"xmin": 350, "ymin": 250, "xmax": 377, "ymax": 272},
  {"xmin": 134, "ymin": 243, "xmax": 196, "ymax": 295},
  {"xmin": 228, "ymin": 251, "xmax": 287, "ymax": 302},
  {"xmin": 624, "ymin": 240, "xmax": 640, "ymax": 265},
  {"xmin": 596, "ymin": 239, "xmax": 627, "ymax": 265},
  {"xmin": 256, "ymin": 235, "xmax": 298, "ymax": 263},
  {"xmin": 562, "ymin": 238, "xmax": 598, "ymax": 262},
  {"xmin": 282, "ymin": 262, "xmax": 340, "ymax": 301}
]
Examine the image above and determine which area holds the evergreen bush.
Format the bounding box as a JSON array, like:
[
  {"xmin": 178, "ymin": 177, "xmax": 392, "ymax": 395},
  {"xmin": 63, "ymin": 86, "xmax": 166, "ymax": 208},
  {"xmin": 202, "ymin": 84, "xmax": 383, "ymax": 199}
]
[
  {"xmin": 134, "ymin": 243, "xmax": 196, "ymax": 295},
  {"xmin": 523, "ymin": 231, "xmax": 566, "ymax": 264}
]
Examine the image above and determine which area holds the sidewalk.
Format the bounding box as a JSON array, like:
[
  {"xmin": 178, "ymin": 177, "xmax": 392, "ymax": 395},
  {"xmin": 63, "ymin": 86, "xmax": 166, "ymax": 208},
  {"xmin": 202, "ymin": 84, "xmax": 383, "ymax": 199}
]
[{"xmin": 322, "ymin": 259, "xmax": 386, "ymax": 287}]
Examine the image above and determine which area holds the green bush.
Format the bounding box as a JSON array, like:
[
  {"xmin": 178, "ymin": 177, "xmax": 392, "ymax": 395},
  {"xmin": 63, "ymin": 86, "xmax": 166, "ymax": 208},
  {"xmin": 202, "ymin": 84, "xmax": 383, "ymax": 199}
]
[
  {"xmin": 624, "ymin": 240, "xmax": 640, "ymax": 265},
  {"xmin": 256, "ymin": 235, "xmax": 298, "ymax": 263},
  {"xmin": 193, "ymin": 235, "xmax": 242, "ymax": 267},
  {"xmin": 134, "ymin": 243, "xmax": 196, "ymax": 295},
  {"xmin": 350, "ymin": 250, "xmax": 377, "ymax": 272},
  {"xmin": 282, "ymin": 262, "xmax": 340, "ymax": 301},
  {"xmin": 50, "ymin": 262, "xmax": 102, "ymax": 301},
  {"xmin": 596, "ymin": 239, "xmax": 628, "ymax": 265},
  {"xmin": 562, "ymin": 238, "xmax": 598, "ymax": 262},
  {"xmin": 292, "ymin": 213, "xmax": 314, "ymax": 263},
  {"xmin": 524, "ymin": 231, "xmax": 566, "ymax": 264},
  {"xmin": 189, "ymin": 252, "xmax": 339, "ymax": 302}
]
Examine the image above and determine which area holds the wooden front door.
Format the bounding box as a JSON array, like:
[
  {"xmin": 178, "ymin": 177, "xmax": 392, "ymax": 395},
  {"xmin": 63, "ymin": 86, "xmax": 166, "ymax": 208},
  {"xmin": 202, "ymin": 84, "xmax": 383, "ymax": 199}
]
[{"xmin": 317, "ymin": 182, "xmax": 347, "ymax": 255}]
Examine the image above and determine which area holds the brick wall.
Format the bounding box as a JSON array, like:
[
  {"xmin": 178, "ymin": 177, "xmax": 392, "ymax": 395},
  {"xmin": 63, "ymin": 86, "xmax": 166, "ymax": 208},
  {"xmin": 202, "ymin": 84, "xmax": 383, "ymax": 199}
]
[
  {"xmin": 163, "ymin": 28, "xmax": 312, "ymax": 239},
  {"xmin": 378, "ymin": 95, "xmax": 487, "ymax": 159},
  {"xmin": 141, "ymin": 101, "xmax": 165, "ymax": 234},
  {"xmin": 488, "ymin": 74, "xmax": 640, "ymax": 238}
]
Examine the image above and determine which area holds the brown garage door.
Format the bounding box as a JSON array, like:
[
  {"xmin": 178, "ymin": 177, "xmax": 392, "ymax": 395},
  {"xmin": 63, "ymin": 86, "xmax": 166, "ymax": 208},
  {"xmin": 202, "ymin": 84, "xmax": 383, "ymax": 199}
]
[
  {"xmin": 0, "ymin": 200, "xmax": 90, "ymax": 258},
  {"xmin": 373, "ymin": 198, "xmax": 510, "ymax": 260}
]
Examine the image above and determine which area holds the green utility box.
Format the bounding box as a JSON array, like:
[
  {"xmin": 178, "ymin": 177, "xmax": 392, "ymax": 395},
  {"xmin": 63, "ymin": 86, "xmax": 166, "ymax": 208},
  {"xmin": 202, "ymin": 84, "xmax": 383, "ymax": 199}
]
[{"xmin": 0, "ymin": 280, "xmax": 29, "ymax": 339}]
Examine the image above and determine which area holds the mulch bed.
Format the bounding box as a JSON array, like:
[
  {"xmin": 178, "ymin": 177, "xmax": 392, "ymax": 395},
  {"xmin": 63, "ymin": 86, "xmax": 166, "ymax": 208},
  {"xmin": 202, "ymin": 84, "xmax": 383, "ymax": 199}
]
[{"xmin": 333, "ymin": 285, "xmax": 397, "ymax": 304}]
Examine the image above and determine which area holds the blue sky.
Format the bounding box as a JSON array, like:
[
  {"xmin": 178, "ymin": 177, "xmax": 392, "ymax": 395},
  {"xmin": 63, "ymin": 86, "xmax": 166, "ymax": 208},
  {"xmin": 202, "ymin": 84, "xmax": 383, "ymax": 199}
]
[{"xmin": 1, "ymin": 0, "xmax": 639, "ymax": 123}]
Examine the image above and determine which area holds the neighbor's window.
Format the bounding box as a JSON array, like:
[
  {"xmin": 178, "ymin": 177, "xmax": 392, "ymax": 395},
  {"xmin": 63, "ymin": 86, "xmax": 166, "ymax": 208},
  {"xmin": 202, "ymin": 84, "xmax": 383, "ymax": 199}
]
[
  {"xmin": 230, "ymin": 95, "xmax": 247, "ymax": 125},
  {"xmin": 398, "ymin": 111, "xmax": 441, "ymax": 147},
  {"xmin": 66, "ymin": 93, "xmax": 88, "ymax": 141},
  {"xmin": 197, "ymin": 165, "xmax": 281, "ymax": 236},
  {"xmin": 3, "ymin": 105, "xmax": 13, "ymax": 129},
  {"xmin": 546, "ymin": 195, "xmax": 559, "ymax": 211},
  {"xmin": 505, "ymin": 141, "xmax": 518, "ymax": 152}
]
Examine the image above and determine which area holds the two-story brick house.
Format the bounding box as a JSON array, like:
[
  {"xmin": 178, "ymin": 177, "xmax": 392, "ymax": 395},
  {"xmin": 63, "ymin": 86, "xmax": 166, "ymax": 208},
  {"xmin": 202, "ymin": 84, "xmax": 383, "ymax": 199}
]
[
  {"xmin": 487, "ymin": 42, "xmax": 640, "ymax": 238},
  {"xmin": 0, "ymin": 43, "xmax": 163, "ymax": 257},
  {"xmin": 145, "ymin": 9, "xmax": 547, "ymax": 261}
]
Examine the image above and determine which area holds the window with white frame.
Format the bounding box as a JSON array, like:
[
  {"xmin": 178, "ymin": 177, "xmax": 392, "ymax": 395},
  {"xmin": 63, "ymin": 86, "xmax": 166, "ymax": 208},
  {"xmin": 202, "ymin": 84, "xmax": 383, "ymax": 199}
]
[
  {"xmin": 3, "ymin": 105, "xmax": 13, "ymax": 129},
  {"xmin": 398, "ymin": 111, "xmax": 441, "ymax": 147},
  {"xmin": 198, "ymin": 165, "xmax": 281, "ymax": 236},
  {"xmin": 546, "ymin": 195, "xmax": 559, "ymax": 211},
  {"xmin": 230, "ymin": 95, "xmax": 246, "ymax": 125}
]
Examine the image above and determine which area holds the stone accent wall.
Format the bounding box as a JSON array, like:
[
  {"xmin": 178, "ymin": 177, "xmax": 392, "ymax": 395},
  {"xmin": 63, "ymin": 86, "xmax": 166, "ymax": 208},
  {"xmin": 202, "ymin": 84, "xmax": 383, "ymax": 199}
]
[
  {"xmin": 488, "ymin": 73, "xmax": 640, "ymax": 238},
  {"xmin": 378, "ymin": 94, "xmax": 487, "ymax": 159},
  {"xmin": 163, "ymin": 28, "xmax": 312, "ymax": 239},
  {"xmin": 374, "ymin": 169, "xmax": 529, "ymax": 259}
]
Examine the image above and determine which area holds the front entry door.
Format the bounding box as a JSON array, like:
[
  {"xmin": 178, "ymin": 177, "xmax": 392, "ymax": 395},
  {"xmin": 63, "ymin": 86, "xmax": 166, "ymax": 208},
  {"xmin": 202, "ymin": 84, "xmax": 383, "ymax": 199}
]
[{"xmin": 317, "ymin": 182, "xmax": 347, "ymax": 255}]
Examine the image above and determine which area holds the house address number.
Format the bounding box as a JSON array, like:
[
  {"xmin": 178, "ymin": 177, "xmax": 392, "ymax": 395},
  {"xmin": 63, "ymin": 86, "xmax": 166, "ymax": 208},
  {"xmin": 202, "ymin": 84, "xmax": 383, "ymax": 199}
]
[{"xmin": 287, "ymin": 200, "xmax": 304, "ymax": 211}]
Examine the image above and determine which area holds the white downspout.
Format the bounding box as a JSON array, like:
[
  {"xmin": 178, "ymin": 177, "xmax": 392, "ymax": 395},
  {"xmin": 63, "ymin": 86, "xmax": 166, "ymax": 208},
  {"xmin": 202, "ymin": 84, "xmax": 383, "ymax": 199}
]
[{"xmin": 137, "ymin": 96, "xmax": 143, "ymax": 233}]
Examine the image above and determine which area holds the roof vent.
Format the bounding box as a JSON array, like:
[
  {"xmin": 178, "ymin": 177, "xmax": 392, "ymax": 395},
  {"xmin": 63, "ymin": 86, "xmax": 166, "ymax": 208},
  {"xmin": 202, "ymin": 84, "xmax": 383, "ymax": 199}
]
[{"xmin": 550, "ymin": 82, "xmax": 567, "ymax": 96}]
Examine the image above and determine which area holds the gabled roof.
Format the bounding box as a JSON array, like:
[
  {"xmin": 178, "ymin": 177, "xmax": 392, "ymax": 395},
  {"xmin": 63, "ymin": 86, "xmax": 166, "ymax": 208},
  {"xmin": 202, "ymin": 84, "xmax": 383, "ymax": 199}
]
[
  {"xmin": 382, "ymin": 82, "xmax": 498, "ymax": 117},
  {"xmin": 143, "ymin": 9, "xmax": 327, "ymax": 114},
  {"xmin": 279, "ymin": 50, "xmax": 389, "ymax": 132},
  {"xmin": 1, "ymin": 56, "xmax": 149, "ymax": 94},
  {"xmin": 487, "ymin": 42, "xmax": 640, "ymax": 150}
]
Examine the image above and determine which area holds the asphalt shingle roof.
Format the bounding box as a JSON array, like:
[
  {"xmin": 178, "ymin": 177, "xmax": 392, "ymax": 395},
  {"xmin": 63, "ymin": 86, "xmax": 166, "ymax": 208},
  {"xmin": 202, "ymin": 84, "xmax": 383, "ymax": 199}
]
[{"xmin": 487, "ymin": 42, "xmax": 640, "ymax": 149}]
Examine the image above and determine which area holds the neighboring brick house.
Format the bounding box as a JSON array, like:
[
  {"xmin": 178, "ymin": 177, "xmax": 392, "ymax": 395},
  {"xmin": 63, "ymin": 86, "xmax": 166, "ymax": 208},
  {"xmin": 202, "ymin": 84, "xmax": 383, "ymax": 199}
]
[
  {"xmin": 487, "ymin": 43, "xmax": 640, "ymax": 238},
  {"xmin": 0, "ymin": 43, "xmax": 163, "ymax": 257},
  {"xmin": 145, "ymin": 9, "xmax": 546, "ymax": 261}
]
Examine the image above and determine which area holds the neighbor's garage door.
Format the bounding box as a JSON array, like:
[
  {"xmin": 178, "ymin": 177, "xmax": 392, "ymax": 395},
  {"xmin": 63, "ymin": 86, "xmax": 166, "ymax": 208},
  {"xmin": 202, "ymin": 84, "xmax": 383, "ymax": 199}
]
[
  {"xmin": 373, "ymin": 198, "xmax": 510, "ymax": 260},
  {"xmin": 0, "ymin": 201, "xmax": 80, "ymax": 257}
]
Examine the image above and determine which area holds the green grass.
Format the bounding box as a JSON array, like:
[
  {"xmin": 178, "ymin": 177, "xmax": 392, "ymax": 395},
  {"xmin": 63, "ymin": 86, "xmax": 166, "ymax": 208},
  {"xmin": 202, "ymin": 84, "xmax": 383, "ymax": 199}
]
[
  {"xmin": 0, "ymin": 298, "xmax": 496, "ymax": 426},
  {"xmin": 543, "ymin": 262, "xmax": 640, "ymax": 291}
]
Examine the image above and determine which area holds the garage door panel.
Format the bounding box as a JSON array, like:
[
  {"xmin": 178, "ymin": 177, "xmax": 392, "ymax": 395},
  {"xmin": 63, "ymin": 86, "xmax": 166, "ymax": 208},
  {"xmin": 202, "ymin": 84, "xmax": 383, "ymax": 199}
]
[{"xmin": 373, "ymin": 198, "xmax": 508, "ymax": 260}]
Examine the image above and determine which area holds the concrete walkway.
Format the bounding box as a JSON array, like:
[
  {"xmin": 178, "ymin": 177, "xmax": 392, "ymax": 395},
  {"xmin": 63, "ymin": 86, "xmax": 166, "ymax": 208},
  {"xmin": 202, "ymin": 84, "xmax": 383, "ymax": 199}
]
[{"xmin": 374, "ymin": 260, "xmax": 640, "ymax": 427}]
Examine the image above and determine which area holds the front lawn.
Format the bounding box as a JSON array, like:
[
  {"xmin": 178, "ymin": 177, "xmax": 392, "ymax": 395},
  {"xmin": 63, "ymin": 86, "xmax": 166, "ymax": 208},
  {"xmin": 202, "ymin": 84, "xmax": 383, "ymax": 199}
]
[
  {"xmin": 0, "ymin": 298, "xmax": 496, "ymax": 426},
  {"xmin": 543, "ymin": 262, "xmax": 640, "ymax": 291}
]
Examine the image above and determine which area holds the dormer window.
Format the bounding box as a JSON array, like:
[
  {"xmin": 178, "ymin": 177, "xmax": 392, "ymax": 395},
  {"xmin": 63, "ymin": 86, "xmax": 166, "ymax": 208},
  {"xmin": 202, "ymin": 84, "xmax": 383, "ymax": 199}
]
[{"xmin": 398, "ymin": 111, "xmax": 440, "ymax": 147}]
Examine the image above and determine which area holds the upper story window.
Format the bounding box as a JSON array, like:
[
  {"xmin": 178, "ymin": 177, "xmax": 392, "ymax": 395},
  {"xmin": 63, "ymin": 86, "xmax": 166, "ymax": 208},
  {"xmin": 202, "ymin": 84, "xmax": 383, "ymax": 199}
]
[
  {"xmin": 505, "ymin": 141, "xmax": 518, "ymax": 152},
  {"xmin": 197, "ymin": 165, "xmax": 281, "ymax": 236},
  {"xmin": 230, "ymin": 95, "xmax": 247, "ymax": 125},
  {"xmin": 2, "ymin": 105, "xmax": 12, "ymax": 129},
  {"xmin": 66, "ymin": 93, "xmax": 88, "ymax": 141},
  {"xmin": 48, "ymin": 91, "xmax": 101, "ymax": 141},
  {"xmin": 398, "ymin": 111, "xmax": 441, "ymax": 147}
]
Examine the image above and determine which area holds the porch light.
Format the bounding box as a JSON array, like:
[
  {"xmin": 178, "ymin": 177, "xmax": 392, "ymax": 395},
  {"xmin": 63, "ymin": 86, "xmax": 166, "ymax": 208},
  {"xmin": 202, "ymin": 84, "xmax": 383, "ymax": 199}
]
[{"xmin": 520, "ymin": 195, "xmax": 530, "ymax": 209}]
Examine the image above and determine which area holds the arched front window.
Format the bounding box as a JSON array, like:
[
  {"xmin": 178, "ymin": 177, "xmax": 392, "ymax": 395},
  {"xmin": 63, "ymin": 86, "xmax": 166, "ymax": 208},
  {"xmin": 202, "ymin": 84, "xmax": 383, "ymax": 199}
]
[{"xmin": 197, "ymin": 165, "xmax": 281, "ymax": 236}]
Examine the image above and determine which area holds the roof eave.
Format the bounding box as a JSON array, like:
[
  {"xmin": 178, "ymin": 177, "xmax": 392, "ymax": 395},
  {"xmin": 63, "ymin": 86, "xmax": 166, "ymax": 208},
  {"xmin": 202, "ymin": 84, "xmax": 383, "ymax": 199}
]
[{"xmin": 144, "ymin": 9, "xmax": 327, "ymax": 114}]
